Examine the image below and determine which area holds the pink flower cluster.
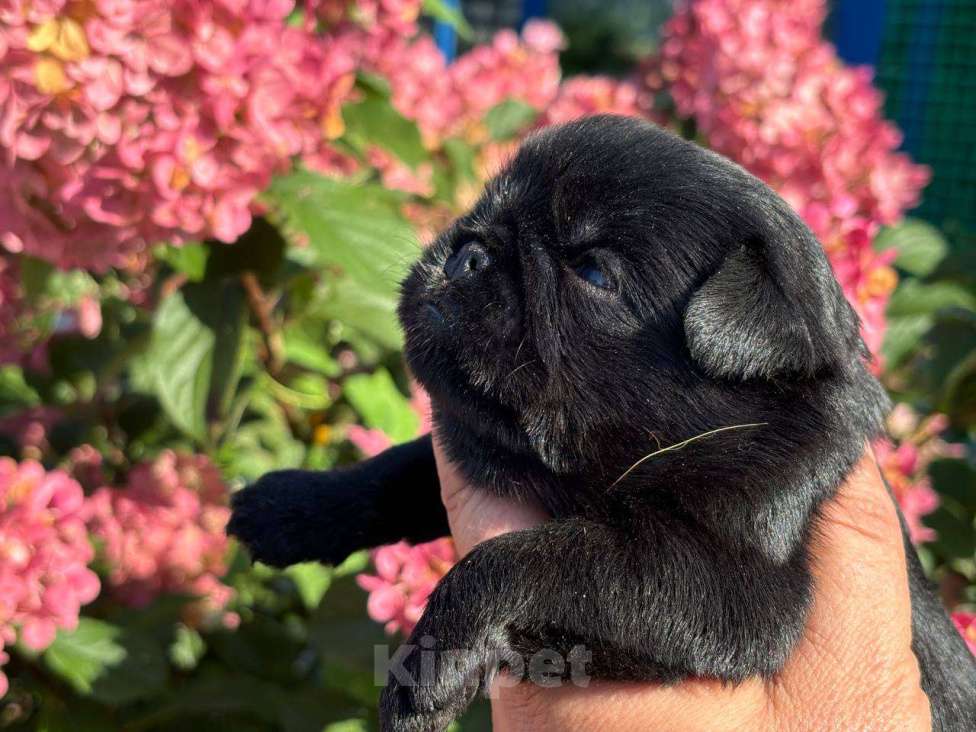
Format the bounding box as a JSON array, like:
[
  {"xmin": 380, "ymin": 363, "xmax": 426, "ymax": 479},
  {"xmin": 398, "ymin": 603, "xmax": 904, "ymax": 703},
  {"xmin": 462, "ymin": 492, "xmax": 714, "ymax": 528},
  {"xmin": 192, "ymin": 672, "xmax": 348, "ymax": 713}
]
[
  {"xmin": 953, "ymin": 612, "xmax": 976, "ymax": 656},
  {"xmin": 365, "ymin": 19, "xmax": 565, "ymax": 148},
  {"xmin": 876, "ymin": 404, "xmax": 964, "ymax": 544},
  {"xmin": 648, "ymin": 0, "xmax": 930, "ymax": 360},
  {"xmin": 542, "ymin": 75, "xmax": 653, "ymax": 126},
  {"xmin": 355, "ymin": 539, "xmax": 455, "ymax": 634},
  {"xmin": 0, "ymin": 459, "xmax": 100, "ymax": 697},
  {"xmin": 0, "ymin": 0, "xmax": 368, "ymax": 271},
  {"xmin": 85, "ymin": 451, "xmax": 237, "ymax": 628}
]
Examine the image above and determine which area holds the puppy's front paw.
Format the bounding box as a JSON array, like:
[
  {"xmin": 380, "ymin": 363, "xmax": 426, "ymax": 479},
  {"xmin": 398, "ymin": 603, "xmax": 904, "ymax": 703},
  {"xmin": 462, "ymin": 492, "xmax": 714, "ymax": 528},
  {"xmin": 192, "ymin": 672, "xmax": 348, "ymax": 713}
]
[
  {"xmin": 379, "ymin": 636, "xmax": 492, "ymax": 732},
  {"xmin": 227, "ymin": 470, "xmax": 356, "ymax": 568}
]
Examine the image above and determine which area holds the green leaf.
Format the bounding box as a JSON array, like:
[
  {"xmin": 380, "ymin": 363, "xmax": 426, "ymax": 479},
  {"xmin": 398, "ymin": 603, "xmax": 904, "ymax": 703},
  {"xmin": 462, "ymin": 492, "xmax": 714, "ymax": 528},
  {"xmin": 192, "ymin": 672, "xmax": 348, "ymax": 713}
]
[
  {"xmin": 264, "ymin": 372, "xmax": 332, "ymax": 411},
  {"xmin": 343, "ymin": 368, "xmax": 418, "ymax": 443},
  {"xmin": 443, "ymin": 138, "xmax": 478, "ymax": 183},
  {"xmin": 882, "ymin": 314, "xmax": 934, "ymax": 367},
  {"xmin": 155, "ymin": 243, "xmax": 209, "ymax": 282},
  {"xmin": 875, "ymin": 219, "xmax": 949, "ymax": 276},
  {"xmin": 484, "ymin": 100, "xmax": 539, "ymax": 140},
  {"xmin": 356, "ymin": 71, "xmax": 392, "ymax": 98},
  {"xmin": 324, "ymin": 722, "xmax": 369, "ymax": 732},
  {"xmin": 286, "ymin": 562, "xmax": 333, "ymax": 610},
  {"xmin": 170, "ymin": 624, "xmax": 206, "ymax": 671},
  {"xmin": 0, "ymin": 365, "xmax": 40, "ymax": 414},
  {"xmin": 422, "ymin": 0, "xmax": 473, "ymax": 39},
  {"xmin": 317, "ymin": 278, "xmax": 404, "ymax": 351},
  {"xmin": 283, "ymin": 323, "xmax": 340, "ymax": 376},
  {"xmin": 886, "ymin": 280, "xmax": 976, "ymax": 318},
  {"xmin": 44, "ymin": 269, "xmax": 98, "ymax": 305},
  {"xmin": 217, "ymin": 390, "xmax": 305, "ymax": 481},
  {"xmin": 343, "ymin": 93, "xmax": 428, "ymax": 169},
  {"xmin": 144, "ymin": 281, "xmax": 247, "ymax": 442},
  {"xmin": 918, "ymin": 313, "xmax": 976, "ymax": 418},
  {"xmin": 145, "ymin": 289, "xmax": 213, "ymax": 441},
  {"xmin": 334, "ymin": 550, "xmax": 370, "ymax": 578},
  {"xmin": 924, "ymin": 504, "xmax": 976, "ymax": 562},
  {"xmin": 209, "ymin": 284, "xmax": 249, "ymax": 419},
  {"xmin": 267, "ymin": 171, "xmax": 417, "ymax": 350},
  {"xmin": 929, "ymin": 459, "xmax": 976, "ymax": 512},
  {"xmin": 19, "ymin": 255, "xmax": 55, "ymax": 301},
  {"xmin": 44, "ymin": 619, "xmax": 126, "ymax": 694},
  {"xmin": 268, "ymin": 171, "xmax": 417, "ymax": 298},
  {"xmin": 17, "ymin": 254, "xmax": 97, "ymax": 307},
  {"xmin": 44, "ymin": 618, "xmax": 168, "ymax": 703}
]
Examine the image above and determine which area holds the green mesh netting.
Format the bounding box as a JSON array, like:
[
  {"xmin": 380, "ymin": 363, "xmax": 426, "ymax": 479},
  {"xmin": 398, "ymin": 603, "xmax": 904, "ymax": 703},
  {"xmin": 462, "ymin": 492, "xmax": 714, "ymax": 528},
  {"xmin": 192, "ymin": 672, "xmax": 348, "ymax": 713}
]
[{"xmin": 876, "ymin": 0, "xmax": 976, "ymax": 234}]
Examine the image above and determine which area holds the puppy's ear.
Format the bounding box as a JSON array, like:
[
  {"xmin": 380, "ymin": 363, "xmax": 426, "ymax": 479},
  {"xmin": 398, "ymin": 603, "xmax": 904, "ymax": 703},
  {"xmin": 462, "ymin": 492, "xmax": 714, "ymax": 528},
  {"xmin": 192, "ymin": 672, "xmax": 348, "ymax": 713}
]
[{"xmin": 683, "ymin": 206, "xmax": 863, "ymax": 380}]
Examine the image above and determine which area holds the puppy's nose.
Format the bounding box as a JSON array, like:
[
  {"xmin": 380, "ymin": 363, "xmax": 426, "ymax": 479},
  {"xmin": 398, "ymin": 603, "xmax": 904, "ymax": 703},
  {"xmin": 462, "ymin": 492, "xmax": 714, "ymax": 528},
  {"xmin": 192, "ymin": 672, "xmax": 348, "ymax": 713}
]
[{"xmin": 445, "ymin": 242, "xmax": 490, "ymax": 281}]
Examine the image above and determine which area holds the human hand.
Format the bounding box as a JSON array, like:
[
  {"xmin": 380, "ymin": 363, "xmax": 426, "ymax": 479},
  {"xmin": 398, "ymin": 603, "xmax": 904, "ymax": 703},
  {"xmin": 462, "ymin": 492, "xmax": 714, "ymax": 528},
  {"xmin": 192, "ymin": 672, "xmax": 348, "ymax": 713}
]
[{"xmin": 433, "ymin": 435, "xmax": 931, "ymax": 731}]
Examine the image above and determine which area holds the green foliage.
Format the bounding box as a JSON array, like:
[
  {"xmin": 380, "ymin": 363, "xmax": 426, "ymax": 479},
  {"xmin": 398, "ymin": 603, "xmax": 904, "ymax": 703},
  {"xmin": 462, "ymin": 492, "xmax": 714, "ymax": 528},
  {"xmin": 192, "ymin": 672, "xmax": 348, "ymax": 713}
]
[
  {"xmin": 881, "ymin": 220, "xmax": 976, "ymax": 598},
  {"xmin": 342, "ymin": 85, "xmax": 428, "ymax": 169},
  {"xmin": 881, "ymin": 219, "xmax": 976, "ymax": 373},
  {"xmin": 0, "ymin": 130, "xmax": 456, "ymax": 727},
  {"xmin": 267, "ymin": 171, "xmax": 417, "ymax": 350},
  {"xmin": 154, "ymin": 244, "xmax": 209, "ymax": 282},
  {"xmin": 875, "ymin": 218, "xmax": 950, "ymax": 277},
  {"xmin": 344, "ymin": 368, "xmax": 419, "ymax": 443},
  {"xmin": 44, "ymin": 619, "xmax": 168, "ymax": 704},
  {"xmin": 484, "ymin": 100, "xmax": 540, "ymax": 140},
  {"xmin": 285, "ymin": 563, "xmax": 334, "ymax": 610},
  {"xmin": 142, "ymin": 281, "xmax": 248, "ymax": 444}
]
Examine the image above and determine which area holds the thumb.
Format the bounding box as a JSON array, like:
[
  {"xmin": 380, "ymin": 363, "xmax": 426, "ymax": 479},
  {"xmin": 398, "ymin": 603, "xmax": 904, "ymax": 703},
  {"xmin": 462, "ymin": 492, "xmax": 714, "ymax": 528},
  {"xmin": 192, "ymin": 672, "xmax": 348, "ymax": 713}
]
[
  {"xmin": 769, "ymin": 447, "xmax": 931, "ymax": 728},
  {"xmin": 431, "ymin": 431, "xmax": 548, "ymax": 557}
]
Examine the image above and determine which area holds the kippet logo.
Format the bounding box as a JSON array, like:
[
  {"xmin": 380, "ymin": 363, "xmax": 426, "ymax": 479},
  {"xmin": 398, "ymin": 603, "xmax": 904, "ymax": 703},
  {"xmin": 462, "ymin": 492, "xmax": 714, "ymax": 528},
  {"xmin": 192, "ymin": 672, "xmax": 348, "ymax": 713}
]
[{"xmin": 375, "ymin": 637, "xmax": 593, "ymax": 695}]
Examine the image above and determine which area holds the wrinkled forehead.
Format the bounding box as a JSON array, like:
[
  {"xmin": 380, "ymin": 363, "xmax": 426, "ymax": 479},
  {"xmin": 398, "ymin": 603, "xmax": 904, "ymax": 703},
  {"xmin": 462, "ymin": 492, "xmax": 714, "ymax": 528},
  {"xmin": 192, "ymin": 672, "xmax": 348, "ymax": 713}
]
[{"xmin": 467, "ymin": 141, "xmax": 652, "ymax": 250}]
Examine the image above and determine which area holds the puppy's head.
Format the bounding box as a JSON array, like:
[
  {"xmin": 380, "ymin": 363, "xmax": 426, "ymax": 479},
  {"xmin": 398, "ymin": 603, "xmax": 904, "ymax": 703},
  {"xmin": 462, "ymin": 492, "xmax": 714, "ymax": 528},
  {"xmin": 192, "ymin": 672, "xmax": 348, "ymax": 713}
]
[{"xmin": 400, "ymin": 115, "xmax": 871, "ymax": 490}]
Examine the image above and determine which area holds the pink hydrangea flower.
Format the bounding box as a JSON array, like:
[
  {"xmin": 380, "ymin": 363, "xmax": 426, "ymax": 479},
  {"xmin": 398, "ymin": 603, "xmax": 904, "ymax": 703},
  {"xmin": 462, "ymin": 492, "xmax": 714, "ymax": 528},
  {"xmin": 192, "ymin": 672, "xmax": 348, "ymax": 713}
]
[
  {"xmin": 366, "ymin": 145, "xmax": 434, "ymax": 197},
  {"xmin": 875, "ymin": 406, "xmax": 963, "ymax": 544},
  {"xmin": 65, "ymin": 443, "xmax": 106, "ymax": 492},
  {"xmin": 647, "ymin": 0, "xmax": 930, "ymax": 365},
  {"xmin": 0, "ymin": 0, "xmax": 364, "ymax": 270},
  {"xmin": 355, "ymin": 538, "xmax": 456, "ymax": 634},
  {"xmin": 0, "ymin": 459, "xmax": 101, "ymax": 697},
  {"xmin": 346, "ymin": 425, "xmax": 392, "ymax": 459},
  {"xmin": 952, "ymin": 612, "xmax": 976, "ymax": 656},
  {"xmin": 543, "ymin": 75, "xmax": 654, "ymax": 125},
  {"xmin": 85, "ymin": 451, "xmax": 237, "ymax": 629},
  {"xmin": 363, "ymin": 20, "xmax": 565, "ymax": 148}
]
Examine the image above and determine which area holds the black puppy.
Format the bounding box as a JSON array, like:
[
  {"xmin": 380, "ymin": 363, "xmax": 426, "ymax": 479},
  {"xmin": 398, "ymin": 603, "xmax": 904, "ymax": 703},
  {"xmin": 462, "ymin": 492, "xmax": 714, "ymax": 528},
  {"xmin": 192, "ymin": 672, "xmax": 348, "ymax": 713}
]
[{"xmin": 229, "ymin": 116, "xmax": 976, "ymax": 730}]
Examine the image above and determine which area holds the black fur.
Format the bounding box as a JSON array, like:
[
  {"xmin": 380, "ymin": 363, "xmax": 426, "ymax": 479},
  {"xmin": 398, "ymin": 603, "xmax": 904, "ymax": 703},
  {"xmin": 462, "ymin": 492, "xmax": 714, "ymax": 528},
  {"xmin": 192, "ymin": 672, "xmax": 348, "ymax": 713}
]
[{"xmin": 229, "ymin": 116, "xmax": 976, "ymax": 730}]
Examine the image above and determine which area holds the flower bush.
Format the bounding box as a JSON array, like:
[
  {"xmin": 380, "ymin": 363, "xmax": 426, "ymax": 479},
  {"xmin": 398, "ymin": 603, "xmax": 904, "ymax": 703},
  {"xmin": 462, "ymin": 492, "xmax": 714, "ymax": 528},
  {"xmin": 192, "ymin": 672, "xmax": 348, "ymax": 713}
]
[
  {"xmin": 0, "ymin": 0, "xmax": 972, "ymax": 727},
  {"xmin": 84, "ymin": 451, "xmax": 237, "ymax": 628},
  {"xmin": 0, "ymin": 459, "xmax": 100, "ymax": 697}
]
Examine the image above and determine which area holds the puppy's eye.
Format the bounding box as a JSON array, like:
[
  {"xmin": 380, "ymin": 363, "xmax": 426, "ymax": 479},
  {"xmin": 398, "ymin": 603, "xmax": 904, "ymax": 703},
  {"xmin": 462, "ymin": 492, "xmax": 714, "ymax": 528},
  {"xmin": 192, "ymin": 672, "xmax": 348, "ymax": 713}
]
[{"xmin": 573, "ymin": 256, "xmax": 612, "ymax": 290}]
